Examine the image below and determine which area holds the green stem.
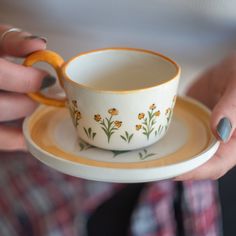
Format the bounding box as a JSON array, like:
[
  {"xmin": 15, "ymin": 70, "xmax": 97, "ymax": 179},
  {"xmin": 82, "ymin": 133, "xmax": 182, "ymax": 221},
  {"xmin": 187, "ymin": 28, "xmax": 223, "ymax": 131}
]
[
  {"xmin": 101, "ymin": 120, "xmax": 108, "ymax": 130},
  {"xmin": 147, "ymin": 110, "xmax": 154, "ymax": 139},
  {"xmin": 107, "ymin": 115, "xmax": 114, "ymax": 142},
  {"xmin": 107, "ymin": 115, "xmax": 113, "ymax": 132}
]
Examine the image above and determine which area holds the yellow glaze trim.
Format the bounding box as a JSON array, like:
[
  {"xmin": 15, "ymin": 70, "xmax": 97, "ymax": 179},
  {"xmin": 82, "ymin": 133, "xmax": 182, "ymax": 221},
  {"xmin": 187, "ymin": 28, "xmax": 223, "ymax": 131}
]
[
  {"xmin": 23, "ymin": 50, "xmax": 66, "ymax": 107},
  {"xmin": 62, "ymin": 47, "xmax": 181, "ymax": 94},
  {"xmin": 29, "ymin": 97, "xmax": 214, "ymax": 169}
]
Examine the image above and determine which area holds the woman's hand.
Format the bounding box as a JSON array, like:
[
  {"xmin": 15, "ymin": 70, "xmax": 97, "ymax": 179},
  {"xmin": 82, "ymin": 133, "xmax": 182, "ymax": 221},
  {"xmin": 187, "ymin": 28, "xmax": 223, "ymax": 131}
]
[
  {"xmin": 0, "ymin": 25, "xmax": 54, "ymax": 151},
  {"xmin": 176, "ymin": 53, "xmax": 236, "ymax": 180}
]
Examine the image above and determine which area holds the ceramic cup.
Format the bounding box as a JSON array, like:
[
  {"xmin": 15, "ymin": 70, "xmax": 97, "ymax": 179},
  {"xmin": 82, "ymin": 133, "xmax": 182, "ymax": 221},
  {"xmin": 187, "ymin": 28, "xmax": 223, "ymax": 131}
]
[{"xmin": 24, "ymin": 48, "xmax": 180, "ymax": 150}]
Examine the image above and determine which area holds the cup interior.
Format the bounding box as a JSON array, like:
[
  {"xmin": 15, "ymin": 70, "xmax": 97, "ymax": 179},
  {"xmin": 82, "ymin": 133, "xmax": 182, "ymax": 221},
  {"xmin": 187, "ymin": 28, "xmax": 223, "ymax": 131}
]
[{"xmin": 65, "ymin": 49, "xmax": 179, "ymax": 91}]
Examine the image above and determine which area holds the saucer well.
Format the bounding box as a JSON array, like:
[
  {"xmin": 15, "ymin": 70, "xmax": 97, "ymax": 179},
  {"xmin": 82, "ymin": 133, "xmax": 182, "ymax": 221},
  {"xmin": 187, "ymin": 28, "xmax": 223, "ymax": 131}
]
[{"xmin": 23, "ymin": 97, "xmax": 220, "ymax": 183}]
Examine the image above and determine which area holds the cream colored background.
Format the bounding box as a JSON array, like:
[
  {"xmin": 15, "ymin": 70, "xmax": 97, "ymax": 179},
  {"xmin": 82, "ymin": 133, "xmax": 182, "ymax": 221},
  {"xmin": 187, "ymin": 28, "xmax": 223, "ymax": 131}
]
[{"xmin": 0, "ymin": 0, "xmax": 236, "ymax": 93}]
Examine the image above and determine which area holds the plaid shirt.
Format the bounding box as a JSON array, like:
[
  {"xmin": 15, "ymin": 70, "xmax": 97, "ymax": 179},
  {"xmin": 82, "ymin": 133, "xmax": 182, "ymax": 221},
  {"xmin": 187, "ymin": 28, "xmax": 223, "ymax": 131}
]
[{"xmin": 0, "ymin": 152, "xmax": 221, "ymax": 236}]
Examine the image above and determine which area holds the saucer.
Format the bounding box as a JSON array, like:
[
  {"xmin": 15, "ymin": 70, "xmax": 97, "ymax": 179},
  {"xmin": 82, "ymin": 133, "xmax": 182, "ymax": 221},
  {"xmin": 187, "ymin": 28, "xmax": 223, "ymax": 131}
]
[{"xmin": 23, "ymin": 97, "xmax": 220, "ymax": 183}]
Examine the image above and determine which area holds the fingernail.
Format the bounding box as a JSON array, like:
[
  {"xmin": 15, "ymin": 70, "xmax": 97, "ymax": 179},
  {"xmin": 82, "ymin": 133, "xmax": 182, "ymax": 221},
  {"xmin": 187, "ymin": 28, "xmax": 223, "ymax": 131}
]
[
  {"xmin": 24, "ymin": 35, "xmax": 47, "ymax": 43},
  {"xmin": 216, "ymin": 117, "xmax": 232, "ymax": 142},
  {"xmin": 40, "ymin": 75, "xmax": 56, "ymax": 90}
]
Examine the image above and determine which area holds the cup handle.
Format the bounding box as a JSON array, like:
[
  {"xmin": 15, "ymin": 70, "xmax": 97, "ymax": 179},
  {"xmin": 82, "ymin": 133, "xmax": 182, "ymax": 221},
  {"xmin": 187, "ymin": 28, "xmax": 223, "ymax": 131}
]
[{"xmin": 23, "ymin": 50, "xmax": 66, "ymax": 107}]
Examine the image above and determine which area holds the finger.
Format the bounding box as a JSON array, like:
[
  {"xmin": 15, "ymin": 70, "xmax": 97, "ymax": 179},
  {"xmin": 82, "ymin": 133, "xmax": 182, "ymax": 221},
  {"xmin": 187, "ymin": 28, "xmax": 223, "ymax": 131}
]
[
  {"xmin": 0, "ymin": 92, "xmax": 38, "ymax": 121},
  {"xmin": 0, "ymin": 25, "xmax": 47, "ymax": 57},
  {"xmin": 0, "ymin": 58, "xmax": 48, "ymax": 92},
  {"xmin": 175, "ymin": 135, "xmax": 236, "ymax": 180},
  {"xmin": 211, "ymin": 75, "xmax": 236, "ymax": 142},
  {"xmin": 174, "ymin": 155, "xmax": 222, "ymax": 181},
  {"xmin": 0, "ymin": 125, "xmax": 26, "ymax": 151},
  {"xmin": 186, "ymin": 66, "xmax": 226, "ymax": 110}
]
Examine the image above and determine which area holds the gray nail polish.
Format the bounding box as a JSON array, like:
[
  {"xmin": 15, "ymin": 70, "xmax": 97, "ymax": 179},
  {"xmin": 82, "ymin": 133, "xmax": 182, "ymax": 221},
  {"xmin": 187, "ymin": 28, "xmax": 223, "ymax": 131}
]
[
  {"xmin": 216, "ymin": 117, "xmax": 232, "ymax": 142},
  {"xmin": 24, "ymin": 35, "xmax": 47, "ymax": 43},
  {"xmin": 40, "ymin": 75, "xmax": 56, "ymax": 90}
]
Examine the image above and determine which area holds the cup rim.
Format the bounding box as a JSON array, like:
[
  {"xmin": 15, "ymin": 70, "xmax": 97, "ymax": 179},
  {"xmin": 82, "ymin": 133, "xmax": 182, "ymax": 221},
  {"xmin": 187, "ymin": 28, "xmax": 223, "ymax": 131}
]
[{"xmin": 62, "ymin": 47, "xmax": 181, "ymax": 93}]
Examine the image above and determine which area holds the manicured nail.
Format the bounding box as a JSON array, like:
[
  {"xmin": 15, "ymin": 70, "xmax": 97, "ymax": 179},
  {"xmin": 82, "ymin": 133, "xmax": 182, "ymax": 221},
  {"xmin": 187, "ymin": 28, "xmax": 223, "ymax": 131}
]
[
  {"xmin": 216, "ymin": 117, "xmax": 232, "ymax": 142},
  {"xmin": 24, "ymin": 35, "xmax": 47, "ymax": 43},
  {"xmin": 40, "ymin": 75, "xmax": 56, "ymax": 90}
]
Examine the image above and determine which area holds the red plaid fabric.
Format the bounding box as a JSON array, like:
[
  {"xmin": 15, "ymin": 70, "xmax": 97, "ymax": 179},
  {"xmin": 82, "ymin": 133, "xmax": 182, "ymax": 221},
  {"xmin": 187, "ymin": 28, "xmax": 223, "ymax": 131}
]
[
  {"xmin": 130, "ymin": 181, "xmax": 221, "ymax": 236},
  {"xmin": 0, "ymin": 152, "xmax": 221, "ymax": 236}
]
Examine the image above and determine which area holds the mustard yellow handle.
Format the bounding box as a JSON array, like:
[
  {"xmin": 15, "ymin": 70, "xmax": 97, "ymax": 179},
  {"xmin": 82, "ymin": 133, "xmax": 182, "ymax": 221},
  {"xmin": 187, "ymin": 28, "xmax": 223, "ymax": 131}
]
[{"xmin": 23, "ymin": 50, "xmax": 66, "ymax": 107}]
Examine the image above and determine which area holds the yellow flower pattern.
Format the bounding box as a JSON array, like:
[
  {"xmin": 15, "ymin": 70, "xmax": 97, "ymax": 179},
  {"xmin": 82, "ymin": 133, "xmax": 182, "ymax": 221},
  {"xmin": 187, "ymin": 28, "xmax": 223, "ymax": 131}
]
[
  {"xmin": 154, "ymin": 110, "xmax": 161, "ymax": 117},
  {"xmin": 95, "ymin": 108, "xmax": 122, "ymax": 143},
  {"xmin": 165, "ymin": 108, "xmax": 171, "ymax": 115},
  {"xmin": 108, "ymin": 108, "xmax": 118, "ymax": 116},
  {"xmin": 69, "ymin": 95, "xmax": 176, "ymax": 145},
  {"xmin": 136, "ymin": 103, "xmax": 159, "ymax": 140},
  {"xmin": 149, "ymin": 104, "xmax": 156, "ymax": 110},
  {"xmin": 69, "ymin": 100, "xmax": 81, "ymax": 127},
  {"xmin": 94, "ymin": 114, "xmax": 102, "ymax": 122},
  {"xmin": 165, "ymin": 96, "xmax": 176, "ymax": 130},
  {"xmin": 136, "ymin": 124, "xmax": 142, "ymax": 130},
  {"xmin": 135, "ymin": 95, "xmax": 176, "ymax": 140},
  {"xmin": 114, "ymin": 121, "xmax": 122, "ymax": 128},
  {"xmin": 138, "ymin": 113, "xmax": 145, "ymax": 120},
  {"xmin": 72, "ymin": 100, "xmax": 78, "ymax": 108}
]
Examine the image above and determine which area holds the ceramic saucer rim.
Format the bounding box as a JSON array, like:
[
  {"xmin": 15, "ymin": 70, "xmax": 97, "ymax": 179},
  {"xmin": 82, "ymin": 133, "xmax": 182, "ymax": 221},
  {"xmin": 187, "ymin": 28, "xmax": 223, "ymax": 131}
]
[{"xmin": 23, "ymin": 96, "xmax": 220, "ymax": 182}]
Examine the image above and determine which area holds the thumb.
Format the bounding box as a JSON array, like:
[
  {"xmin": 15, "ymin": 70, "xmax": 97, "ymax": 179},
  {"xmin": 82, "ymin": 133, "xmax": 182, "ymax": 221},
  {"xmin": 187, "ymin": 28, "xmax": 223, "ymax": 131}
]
[{"xmin": 211, "ymin": 78, "xmax": 236, "ymax": 142}]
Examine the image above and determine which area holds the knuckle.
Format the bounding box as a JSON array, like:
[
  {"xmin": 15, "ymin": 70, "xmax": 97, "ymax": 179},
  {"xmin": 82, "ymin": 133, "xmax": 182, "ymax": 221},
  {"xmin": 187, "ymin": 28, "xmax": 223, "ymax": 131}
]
[
  {"xmin": 0, "ymin": 58, "xmax": 42, "ymax": 92},
  {"xmin": 22, "ymin": 74, "xmax": 40, "ymax": 92},
  {"xmin": 22, "ymin": 75, "xmax": 35, "ymax": 92},
  {"xmin": 22, "ymin": 69, "xmax": 43, "ymax": 92}
]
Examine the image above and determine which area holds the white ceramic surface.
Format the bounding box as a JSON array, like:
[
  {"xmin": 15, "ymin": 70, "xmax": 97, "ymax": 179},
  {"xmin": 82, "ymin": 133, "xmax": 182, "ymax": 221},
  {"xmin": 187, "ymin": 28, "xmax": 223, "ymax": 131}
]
[
  {"xmin": 24, "ymin": 48, "xmax": 180, "ymax": 150},
  {"xmin": 23, "ymin": 97, "xmax": 220, "ymax": 183}
]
